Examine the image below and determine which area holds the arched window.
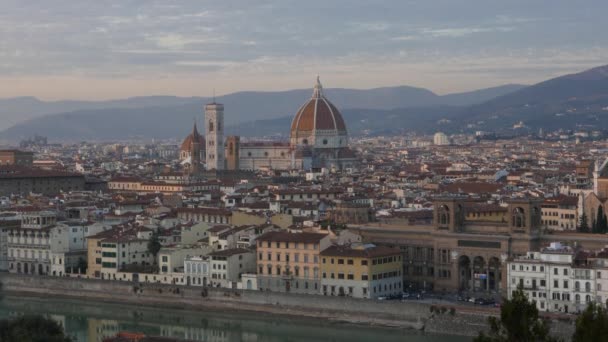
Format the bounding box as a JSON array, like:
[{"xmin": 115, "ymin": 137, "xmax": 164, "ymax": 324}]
[
  {"xmin": 575, "ymin": 294, "xmax": 580, "ymax": 303},
  {"xmin": 585, "ymin": 282, "xmax": 591, "ymax": 292},
  {"xmin": 209, "ymin": 120, "xmax": 214, "ymax": 132},
  {"xmin": 512, "ymin": 207, "xmax": 525, "ymax": 228}
]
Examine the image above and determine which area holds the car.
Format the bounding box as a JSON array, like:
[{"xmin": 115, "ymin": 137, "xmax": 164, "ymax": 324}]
[
  {"xmin": 401, "ymin": 292, "xmax": 410, "ymax": 299},
  {"xmin": 474, "ymin": 298, "xmax": 486, "ymax": 305},
  {"xmin": 468, "ymin": 297, "xmax": 476, "ymax": 303}
]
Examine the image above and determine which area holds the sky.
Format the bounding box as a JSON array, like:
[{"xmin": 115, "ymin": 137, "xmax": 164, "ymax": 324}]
[{"xmin": 1, "ymin": 0, "xmax": 608, "ymax": 100}]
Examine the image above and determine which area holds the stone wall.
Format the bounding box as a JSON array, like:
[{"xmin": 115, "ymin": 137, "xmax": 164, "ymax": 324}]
[{"xmin": 0, "ymin": 273, "xmax": 427, "ymax": 329}]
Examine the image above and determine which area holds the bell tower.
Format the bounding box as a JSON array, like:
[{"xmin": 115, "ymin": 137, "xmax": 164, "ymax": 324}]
[{"xmin": 205, "ymin": 101, "xmax": 225, "ymax": 170}]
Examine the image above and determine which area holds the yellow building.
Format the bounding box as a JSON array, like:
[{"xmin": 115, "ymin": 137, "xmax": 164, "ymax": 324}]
[
  {"xmin": 256, "ymin": 231, "xmax": 331, "ymax": 294},
  {"xmin": 320, "ymin": 244, "xmax": 402, "ymax": 299}
]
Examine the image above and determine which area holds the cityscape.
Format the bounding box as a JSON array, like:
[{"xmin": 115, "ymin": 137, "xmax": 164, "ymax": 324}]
[{"xmin": 1, "ymin": 1, "xmax": 608, "ymax": 342}]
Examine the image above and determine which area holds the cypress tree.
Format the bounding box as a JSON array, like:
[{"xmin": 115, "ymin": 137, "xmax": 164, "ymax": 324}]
[{"xmin": 579, "ymin": 213, "xmax": 589, "ymax": 233}]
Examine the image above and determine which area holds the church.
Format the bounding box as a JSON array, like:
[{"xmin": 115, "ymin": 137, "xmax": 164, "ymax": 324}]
[{"xmin": 179, "ymin": 77, "xmax": 356, "ymax": 172}]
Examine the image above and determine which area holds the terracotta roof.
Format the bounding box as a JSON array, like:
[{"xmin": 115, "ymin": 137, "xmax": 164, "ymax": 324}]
[
  {"xmin": 320, "ymin": 245, "xmax": 401, "ymax": 258},
  {"xmin": 290, "ymin": 79, "xmax": 347, "ymax": 137},
  {"xmin": 257, "ymin": 231, "xmax": 328, "ymax": 243}
]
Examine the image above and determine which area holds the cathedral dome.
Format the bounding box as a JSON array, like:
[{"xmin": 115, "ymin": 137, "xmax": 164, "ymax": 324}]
[{"xmin": 290, "ymin": 77, "xmax": 348, "ymax": 149}]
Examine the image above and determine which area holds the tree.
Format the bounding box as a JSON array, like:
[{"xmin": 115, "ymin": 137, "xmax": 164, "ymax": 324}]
[
  {"xmin": 596, "ymin": 206, "xmax": 607, "ymax": 234},
  {"xmin": 0, "ymin": 315, "xmax": 72, "ymax": 342},
  {"xmin": 572, "ymin": 302, "xmax": 608, "ymax": 342},
  {"xmin": 578, "ymin": 213, "xmax": 590, "ymax": 233},
  {"xmin": 147, "ymin": 230, "xmax": 162, "ymax": 263},
  {"xmin": 474, "ymin": 286, "xmax": 556, "ymax": 342}
]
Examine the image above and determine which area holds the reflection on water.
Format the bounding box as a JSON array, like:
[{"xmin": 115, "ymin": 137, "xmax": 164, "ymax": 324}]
[{"xmin": 0, "ymin": 295, "xmax": 471, "ymax": 342}]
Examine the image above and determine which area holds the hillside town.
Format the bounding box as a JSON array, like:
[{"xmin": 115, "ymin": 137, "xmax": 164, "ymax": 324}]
[{"xmin": 2, "ymin": 83, "xmax": 608, "ymax": 318}]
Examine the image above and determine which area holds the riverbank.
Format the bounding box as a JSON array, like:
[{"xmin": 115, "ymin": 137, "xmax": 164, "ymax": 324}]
[{"xmin": 0, "ymin": 273, "xmax": 573, "ymax": 339}]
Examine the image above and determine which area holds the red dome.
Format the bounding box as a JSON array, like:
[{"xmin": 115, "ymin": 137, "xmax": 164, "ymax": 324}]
[{"xmin": 290, "ymin": 78, "xmax": 347, "ymax": 136}]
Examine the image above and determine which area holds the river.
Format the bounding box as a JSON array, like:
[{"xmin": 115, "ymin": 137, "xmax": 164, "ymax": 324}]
[{"xmin": 0, "ymin": 295, "xmax": 471, "ymax": 342}]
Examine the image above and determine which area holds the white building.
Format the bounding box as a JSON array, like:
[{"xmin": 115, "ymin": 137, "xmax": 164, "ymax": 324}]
[
  {"xmin": 50, "ymin": 221, "xmax": 108, "ymax": 276},
  {"xmin": 184, "ymin": 255, "xmax": 210, "ymax": 286},
  {"xmin": 507, "ymin": 242, "xmax": 599, "ymax": 313},
  {"xmin": 7, "ymin": 211, "xmax": 56, "ymax": 275},
  {"xmin": 208, "ymin": 248, "xmax": 256, "ymax": 288},
  {"xmin": 433, "ymin": 132, "xmax": 449, "ymax": 146}
]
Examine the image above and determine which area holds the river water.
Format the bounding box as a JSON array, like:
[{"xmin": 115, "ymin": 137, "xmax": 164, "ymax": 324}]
[{"xmin": 0, "ymin": 295, "xmax": 471, "ymax": 342}]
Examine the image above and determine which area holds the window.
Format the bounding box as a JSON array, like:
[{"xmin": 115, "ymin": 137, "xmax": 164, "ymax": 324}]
[
  {"xmin": 554, "ymin": 268, "xmax": 558, "ymax": 275},
  {"xmin": 162, "ymin": 256, "xmax": 168, "ymax": 262},
  {"xmin": 563, "ymin": 269, "xmax": 568, "ymax": 276},
  {"xmin": 338, "ymin": 259, "xmax": 344, "ymax": 265},
  {"xmin": 347, "ymin": 259, "xmax": 354, "ymax": 265}
]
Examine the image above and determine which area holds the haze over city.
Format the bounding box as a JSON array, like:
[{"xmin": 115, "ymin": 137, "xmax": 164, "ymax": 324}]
[
  {"xmin": 2, "ymin": 0, "xmax": 608, "ymax": 100},
  {"xmin": 3, "ymin": 2, "xmax": 608, "ymax": 342}
]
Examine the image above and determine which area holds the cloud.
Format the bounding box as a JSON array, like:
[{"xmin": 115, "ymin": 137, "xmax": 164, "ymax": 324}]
[{"xmin": 0, "ymin": 0, "xmax": 607, "ymax": 99}]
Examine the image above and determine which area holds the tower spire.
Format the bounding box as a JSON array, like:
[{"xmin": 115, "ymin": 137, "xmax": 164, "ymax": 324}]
[{"xmin": 312, "ymin": 75, "xmax": 323, "ymax": 98}]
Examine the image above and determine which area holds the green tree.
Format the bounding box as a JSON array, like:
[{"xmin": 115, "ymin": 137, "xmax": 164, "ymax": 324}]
[
  {"xmin": 578, "ymin": 213, "xmax": 590, "ymax": 233},
  {"xmin": 596, "ymin": 206, "xmax": 607, "ymax": 234},
  {"xmin": 573, "ymin": 302, "xmax": 608, "ymax": 342},
  {"xmin": 0, "ymin": 315, "xmax": 72, "ymax": 342},
  {"xmin": 147, "ymin": 230, "xmax": 162, "ymax": 263},
  {"xmin": 474, "ymin": 286, "xmax": 556, "ymax": 342}
]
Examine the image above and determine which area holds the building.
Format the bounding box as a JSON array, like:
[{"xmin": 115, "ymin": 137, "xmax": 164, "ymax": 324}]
[
  {"xmin": 433, "ymin": 132, "xmax": 449, "ymax": 146},
  {"xmin": 205, "ymin": 101, "xmax": 225, "ymax": 170},
  {"xmin": 235, "ymin": 77, "xmax": 357, "ymax": 171},
  {"xmin": 184, "ymin": 255, "xmax": 210, "ymax": 286},
  {"xmin": 49, "ymin": 221, "xmax": 108, "ymax": 276},
  {"xmin": 208, "ymin": 248, "xmax": 256, "ymax": 288},
  {"xmin": 86, "ymin": 226, "xmax": 154, "ymax": 280},
  {"xmin": 0, "ymin": 167, "xmax": 85, "ymax": 196},
  {"xmin": 7, "ymin": 211, "xmax": 56, "ymax": 275},
  {"xmin": 225, "ymin": 136, "xmax": 240, "ymax": 170},
  {"xmin": 320, "ymin": 244, "xmax": 402, "ymax": 299},
  {"xmin": 541, "ymin": 195, "xmax": 578, "ymax": 230},
  {"xmin": 354, "ymin": 198, "xmax": 545, "ymax": 293},
  {"xmin": 179, "ymin": 122, "xmax": 205, "ymax": 173},
  {"xmin": 256, "ymin": 231, "xmax": 331, "ymax": 294},
  {"xmin": 0, "ymin": 149, "xmax": 33, "ymax": 167},
  {"xmin": 507, "ymin": 242, "xmax": 599, "ymax": 313}
]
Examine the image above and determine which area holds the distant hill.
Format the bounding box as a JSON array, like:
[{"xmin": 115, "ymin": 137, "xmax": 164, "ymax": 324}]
[
  {"xmin": 0, "ymin": 84, "xmax": 525, "ymax": 141},
  {"xmin": 457, "ymin": 65, "xmax": 608, "ymax": 132},
  {"xmin": 5, "ymin": 63, "xmax": 608, "ymax": 141}
]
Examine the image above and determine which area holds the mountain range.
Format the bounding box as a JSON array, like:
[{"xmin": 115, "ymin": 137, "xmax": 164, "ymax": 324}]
[
  {"xmin": 2, "ymin": 64, "xmax": 608, "ymax": 142},
  {"xmin": 0, "ymin": 84, "xmax": 524, "ymax": 141}
]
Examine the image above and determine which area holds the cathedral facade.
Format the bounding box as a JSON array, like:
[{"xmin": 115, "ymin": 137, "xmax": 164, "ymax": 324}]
[{"xmin": 179, "ymin": 77, "xmax": 356, "ymax": 172}]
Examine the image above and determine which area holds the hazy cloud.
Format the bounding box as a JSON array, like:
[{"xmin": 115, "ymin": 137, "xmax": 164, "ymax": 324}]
[{"xmin": 0, "ymin": 0, "xmax": 607, "ymax": 99}]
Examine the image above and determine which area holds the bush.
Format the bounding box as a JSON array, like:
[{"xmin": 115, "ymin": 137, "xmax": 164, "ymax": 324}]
[
  {"xmin": 449, "ymin": 307, "xmax": 456, "ymax": 315},
  {"xmin": 440, "ymin": 307, "xmax": 447, "ymax": 314}
]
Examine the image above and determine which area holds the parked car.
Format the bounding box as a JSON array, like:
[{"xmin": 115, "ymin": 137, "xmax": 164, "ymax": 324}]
[{"xmin": 468, "ymin": 297, "xmax": 476, "ymax": 303}]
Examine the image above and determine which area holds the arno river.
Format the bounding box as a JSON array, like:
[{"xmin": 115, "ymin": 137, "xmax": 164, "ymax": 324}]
[{"xmin": 0, "ymin": 295, "xmax": 471, "ymax": 342}]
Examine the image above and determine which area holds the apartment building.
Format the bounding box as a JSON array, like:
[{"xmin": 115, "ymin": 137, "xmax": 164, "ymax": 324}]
[
  {"xmin": 256, "ymin": 231, "xmax": 331, "ymax": 294},
  {"xmin": 208, "ymin": 248, "xmax": 255, "ymax": 288},
  {"xmin": 507, "ymin": 242, "xmax": 598, "ymax": 313},
  {"xmin": 320, "ymin": 244, "xmax": 402, "ymax": 299}
]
